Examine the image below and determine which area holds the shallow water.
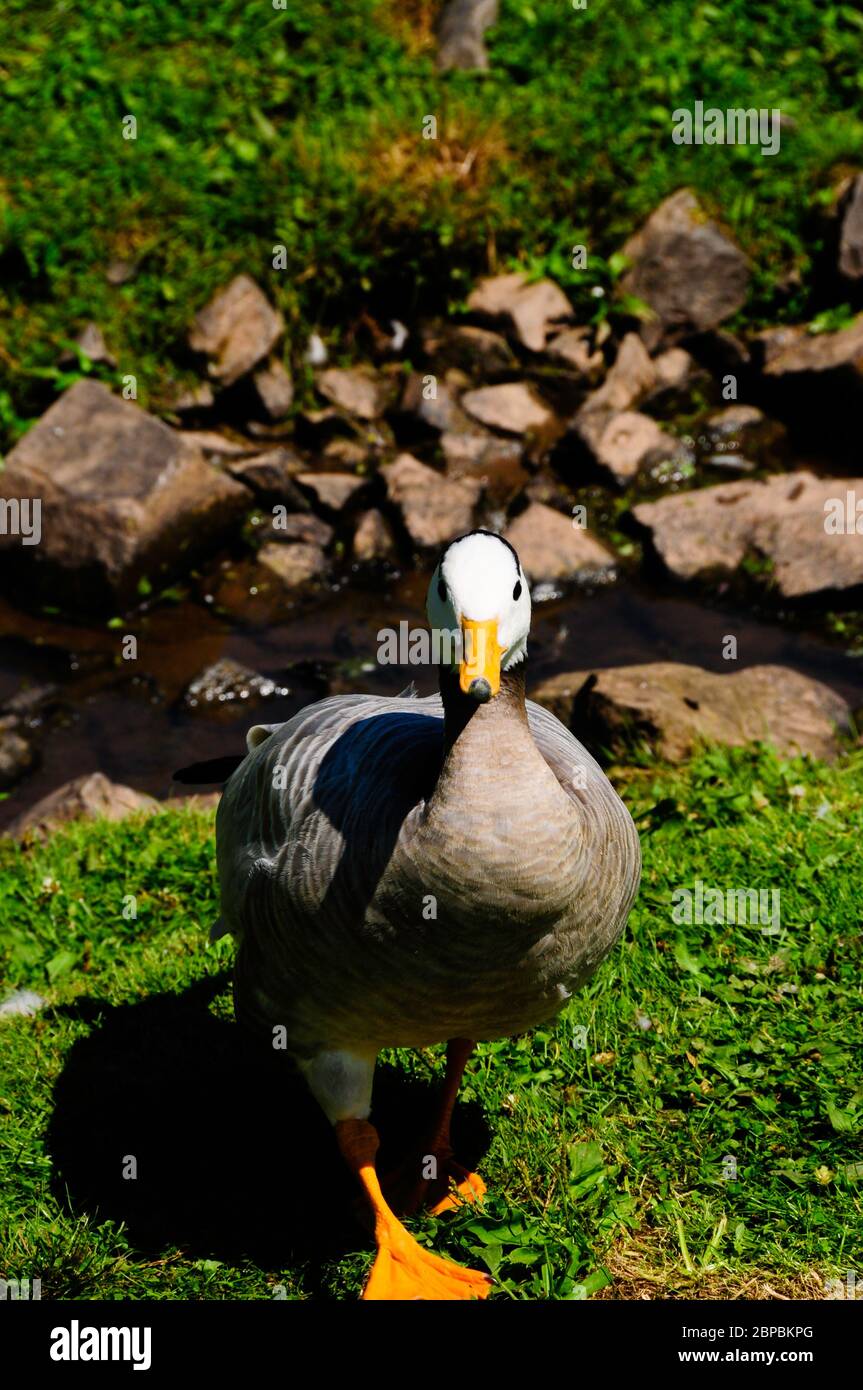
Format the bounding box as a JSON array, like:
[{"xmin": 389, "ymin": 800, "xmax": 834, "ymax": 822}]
[{"xmin": 1, "ymin": 563, "xmax": 859, "ymax": 831}]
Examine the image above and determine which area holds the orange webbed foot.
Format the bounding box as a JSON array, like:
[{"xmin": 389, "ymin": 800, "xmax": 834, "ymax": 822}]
[
  {"xmin": 379, "ymin": 1150, "xmax": 487, "ymax": 1217},
  {"xmin": 364, "ymin": 1217, "xmax": 492, "ymax": 1301}
]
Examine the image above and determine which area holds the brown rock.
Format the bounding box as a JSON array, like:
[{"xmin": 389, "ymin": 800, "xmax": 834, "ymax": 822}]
[
  {"xmin": 633, "ymin": 471, "xmax": 863, "ymax": 598},
  {"xmin": 467, "ymin": 272, "xmax": 528, "ymax": 317},
  {"xmin": 461, "ymin": 381, "xmax": 554, "ymax": 434},
  {"xmin": 0, "ymin": 380, "xmax": 248, "ymax": 610},
  {"xmin": 353, "ymin": 509, "xmax": 396, "ymax": 562},
  {"xmin": 228, "ymin": 448, "xmax": 308, "ymax": 507},
  {"xmin": 176, "ymin": 430, "xmax": 257, "ymax": 458},
  {"xmin": 504, "ymin": 502, "xmax": 615, "ymax": 584},
  {"xmin": 618, "ymin": 189, "xmax": 750, "ymax": 349},
  {"xmin": 531, "ymin": 662, "xmax": 852, "ymax": 762},
  {"xmin": 189, "ymin": 275, "xmax": 284, "ymax": 386},
  {"xmin": 6, "ymin": 772, "xmax": 159, "ymax": 840},
  {"xmin": 467, "ymin": 273, "xmax": 574, "ymax": 351},
  {"xmin": 297, "ymin": 471, "xmax": 368, "ymax": 512},
  {"xmin": 268, "ymin": 511, "xmax": 333, "ymax": 546},
  {"xmin": 317, "ymin": 367, "xmax": 386, "ymax": 421},
  {"xmin": 380, "ymin": 453, "xmax": 479, "ymax": 548},
  {"xmin": 706, "ymin": 404, "xmax": 766, "ymax": 433},
  {"xmin": 440, "ymin": 432, "xmax": 528, "ymax": 507},
  {"xmin": 759, "ymin": 315, "xmax": 863, "ymax": 378},
  {"xmin": 507, "ymin": 280, "xmax": 575, "ymax": 352},
  {"xmin": 652, "ymin": 347, "xmax": 695, "ymax": 391},
  {"xmin": 583, "ymin": 333, "xmax": 656, "ymax": 413},
  {"xmin": 573, "ymin": 409, "xmax": 678, "ymax": 485},
  {"xmin": 258, "ymin": 541, "xmax": 329, "ymax": 588},
  {"xmin": 253, "ymin": 358, "xmax": 294, "ymax": 419},
  {"xmin": 323, "ymin": 437, "xmax": 370, "ymax": 469},
  {"xmin": 545, "ymin": 327, "xmax": 605, "ymax": 381}
]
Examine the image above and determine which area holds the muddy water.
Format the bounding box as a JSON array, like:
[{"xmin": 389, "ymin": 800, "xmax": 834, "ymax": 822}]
[{"xmin": 1, "ymin": 560, "xmax": 860, "ymax": 831}]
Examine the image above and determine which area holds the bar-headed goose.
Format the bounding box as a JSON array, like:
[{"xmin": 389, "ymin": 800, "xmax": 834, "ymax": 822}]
[{"xmin": 215, "ymin": 529, "xmax": 641, "ymax": 1299}]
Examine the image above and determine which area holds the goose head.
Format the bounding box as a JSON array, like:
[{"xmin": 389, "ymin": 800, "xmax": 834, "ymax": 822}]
[{"xmin": 427, "ymin": 529, "xmax": 531, "ymax": 703}]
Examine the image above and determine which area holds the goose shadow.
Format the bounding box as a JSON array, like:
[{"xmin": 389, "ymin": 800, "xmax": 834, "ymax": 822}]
[
  {"xmin": 308, "ymin": 707, "xmax": 444, "ymax": 918},
  {"xmin": 45, "ymin": 971, "xmax": 490, "ymax": 1289}
]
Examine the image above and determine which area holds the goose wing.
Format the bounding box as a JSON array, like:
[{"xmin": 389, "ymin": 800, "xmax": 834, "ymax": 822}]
[{"xmin": 215, "ymin": 691, "xmax": 445, "ymax": 946}]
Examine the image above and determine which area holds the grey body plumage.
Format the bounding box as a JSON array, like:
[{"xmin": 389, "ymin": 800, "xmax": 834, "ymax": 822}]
[{"xmin": 216, "ymin": 673, "xmax": 641, "ymax": 1058}]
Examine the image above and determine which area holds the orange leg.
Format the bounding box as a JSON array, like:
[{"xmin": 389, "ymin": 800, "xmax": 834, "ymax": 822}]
[
  {"xmin": 380, "ymin": 1038, "xmax": 487, "ymax": 1216},
  {"xmin": 336, "ymin": 1116, "xmax": 492, "ymax": 1301},
  {"xmin": 425, "ymin": 1038, "xmax": 487, "ymax": 1214}
]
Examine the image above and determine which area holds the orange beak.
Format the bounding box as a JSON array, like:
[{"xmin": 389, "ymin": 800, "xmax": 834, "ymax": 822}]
[{"xmin": 459, "ymin": 618, "xmax": 504, "ymax": 699}]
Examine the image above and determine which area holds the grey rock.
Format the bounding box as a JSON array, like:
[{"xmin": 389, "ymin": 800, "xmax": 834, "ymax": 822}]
[
  {"xmin": 440, "ymin": 431, "xmax": 528, "ymax": 508},
  {"xmin": 618, "ymin": 189, "xmax": 750, "ymax": 349},
  {"xmin": 400, "ymin": 372, "xmax": 476, "ymax": 434},
  {"xmin": 467, "ymin": 273, "xmax": 574, "ymax": 352},
  {"xmin": 380, "ymin": 453, "xmax": 479, "ymax": 548},
  {"xmin": 317, "ymin": 367, "xmax": 386, "ymax": 421},
  {"xmin": 177, "ymin": 429, "xmax": 257, "ymax": 458},
  {"xmin": 228, "ymin": 448, "xmax": 308, "ymax": 508},
  {"xmin": 437, "ymin": 0, "xmax": 499, "ymax": 71},
  {"xmin": 532, "ymin": 662, "xmax": 852, "ymax": 763},
  {"xmin": 838, "ymin": 174, "xmax": 863, "ymax": 281},
  {"xmin": 504, "ymin": 502, "xmax": 616, "ymax": 584},
  {"xmin": 633, "ymin": 471, "xmax": 863, "ymax": 599},
  {"xmin": 758, "ymin": 315, "xmax": 863, "ymax": 379},
  {"xmin": 582, "ymin": 333, "xmax": 656, "ymax": 413},
  {"xmin": 0, "ymin": 380, "xmax": 248, "ymax": 610},
  {"xmin": 189, "ymin": 275, "xmax": 284, "ymax": 386},
  {"xmin": 258, "ymin": 541, "xmax": 329, "ymax": 588},
  {"xmin": 253, "ymin": 358, "xmax": 295, "ymax": 419},
  {"xmin": 353, "ymin": 509, "xmax": 397, "ymax": 562},
  {"xmin": 461, "ymin": 381, "xmax": 555, "ymax": 435},
  {"xmin": 267, "ymin": 511, "xmax": 334, "ymax": 547},
  {"xmin": 183, "ymin": 658, "xmax": 288, "ymax": 717},
  {"xmin": 545, "ymin": 327, "xmax": 605, "ymax": 381},
  {"xmin": 706, "ymin": 404, "xmax": 766, "ymax": 433},
  {"xmin": 296, "ymin": 472, "xmax": 368, "ymax": 512},
  {"xmin": 573, "ymin": 409, "xmax": 678, "ymax": 485},
  {"xmin": 59, "ymin": 322, "xmax": 117, "ymax": 369},
  {"xmin": 652, "ymin": 347, "xmax": 695, "ymax": 391},
  {"xmin": 5, "ymin": 772, "xmax": 159, "ymax": 840}
]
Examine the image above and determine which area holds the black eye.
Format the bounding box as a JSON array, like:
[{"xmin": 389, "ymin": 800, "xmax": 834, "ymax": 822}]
[
  {"xmin": 437, "ymin": 578, "xmax": 447, "ymax": 602},
  {"xmin": 513, "ymin": 580, "xmax": 522, "ymax": 600}
]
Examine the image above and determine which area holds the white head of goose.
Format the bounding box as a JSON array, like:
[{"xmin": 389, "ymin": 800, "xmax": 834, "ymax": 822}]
[{"xmin": 215, "ymin": 528, "xmax": 641, "ymax": 1300}]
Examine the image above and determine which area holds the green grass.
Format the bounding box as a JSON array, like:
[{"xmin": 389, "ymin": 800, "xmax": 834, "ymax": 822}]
[
  {"xmin": 2, "ymin": 0, "xmax": 863, "ymax": 446},
  {"xmin": 1, "ymin": 742, "xmax": 861, "ymax": 1300}
]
